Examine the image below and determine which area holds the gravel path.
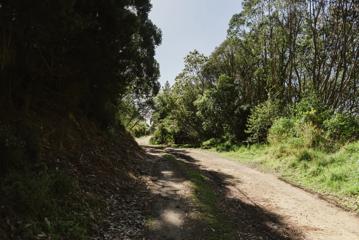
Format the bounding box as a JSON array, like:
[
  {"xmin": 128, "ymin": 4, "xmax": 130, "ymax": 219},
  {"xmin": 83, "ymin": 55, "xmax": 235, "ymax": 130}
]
[
  {"xmin": 174, "ymin": 148, "xmax": 359, "ymax": 240},
  {"xmin": 142, "ymin": 146, "xmax": 302, "ymax": 240}
]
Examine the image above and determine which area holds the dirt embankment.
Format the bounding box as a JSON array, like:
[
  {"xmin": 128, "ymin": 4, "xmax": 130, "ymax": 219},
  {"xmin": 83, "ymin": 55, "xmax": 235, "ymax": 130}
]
[{"xmin": 0, "ymin": 111, "xmax": 151, "ymax": 240}]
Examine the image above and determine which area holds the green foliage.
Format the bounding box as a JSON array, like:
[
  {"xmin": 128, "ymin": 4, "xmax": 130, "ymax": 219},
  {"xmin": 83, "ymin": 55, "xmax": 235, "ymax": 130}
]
[
  {"xmin": 297, "ymin": 150, "xmax": 313, "ymax": 162},
  {"xmin": 270, "ymin": 119, "xmax": 323, "ymax": 149},
  {"xmin": 201, "ymin": 138, "xmax": 220, "ymax": 149},
  {"xmin": 268, "ymin": 96, "xmax": 358, "ymax": 151},
  {"xmin": 150, "ymin": 123, "xmax": 175, "ymax": 145},
  {"xmin": 246, "ymin": 99, "xmax": 281, "ymax": 143},
  {"xmin": 117, "ymin": 94, "xmax": 154, "ymax": 137},
  {"xmin": 1, "ymin": 168, "xmax": 97, "ymax": 239},
  {"xmin": 297, "ymin": 122, "xmax": 323, "ymax": 148},
  {"xmin": 268, "ymin": 117, "xmax": 296, "ymax": 144},
  {"xmin": 215, "ymin": 140, "xmax": 237, "ymax": 152},
  {"xmin": 151, "ymin": 0, "xmax": 359, "ymax": 148},
  {"xmin": 323, "ymin": 113, "xmax": 359, "ymax": 143},
  {"xmin": 130, "ymin": 121, "xmax": 150, "ymax": 138},
  {"xmin": 1, "ymin": 0, "xmax": 161, "ymax": 126},
  {"xmin": 151, "ymin": 53, "xmax": 208, "ymax": 145},
  {"xmin": 291, "ymin": 94, "xmax": 331, "ymax": 126},
  {"xmin": 0, "ymin": 123, "xmax": 100, "ymax": 239}
]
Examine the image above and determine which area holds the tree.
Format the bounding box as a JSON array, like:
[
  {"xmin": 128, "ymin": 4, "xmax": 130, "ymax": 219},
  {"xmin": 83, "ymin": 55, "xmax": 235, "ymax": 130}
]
[
  {"xmin": 0, "ymin": 0, "xmax": 161, "ymax": 126},
  {"xmin": 151, "ymin": 0, "xmax": 359, "ymax": 146}
]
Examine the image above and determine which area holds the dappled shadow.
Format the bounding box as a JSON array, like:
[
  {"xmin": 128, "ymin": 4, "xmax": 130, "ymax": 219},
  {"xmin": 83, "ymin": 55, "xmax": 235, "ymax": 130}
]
[
  {"xmin": 141, "ymin": 146, "xmax": 304, "ymax": 240},
  {"xmin": 145, "ymin": 146, "xmax": 167, "ymax": 155},
  {"xmin": 141, "ymin": 149, "xmax": 204, "ymax": 239},
  {"xmin": 165, "ymin": 148, "xmax": 199, "ymax": 163}
]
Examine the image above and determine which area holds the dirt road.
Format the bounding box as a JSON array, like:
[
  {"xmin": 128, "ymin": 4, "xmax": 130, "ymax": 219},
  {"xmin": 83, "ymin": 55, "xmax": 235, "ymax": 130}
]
[{"xmin": 140, "ymin": 144, "xmax": 359, "ymax": 240}]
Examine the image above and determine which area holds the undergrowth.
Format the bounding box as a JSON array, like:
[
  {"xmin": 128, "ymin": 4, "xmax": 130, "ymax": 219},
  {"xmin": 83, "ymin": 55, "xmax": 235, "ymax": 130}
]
[
  {"xmin": 0, "ymin": 169, "xmax": 100, "ymax": 239},
  {"xmin": 0, "ymin": 121, "xmax": 103, "ymax": 239}
]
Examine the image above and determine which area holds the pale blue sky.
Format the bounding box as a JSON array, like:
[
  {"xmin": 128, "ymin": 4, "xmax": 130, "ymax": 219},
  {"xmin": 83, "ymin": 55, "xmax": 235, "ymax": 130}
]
[{"xmin": 149, "ymin": 0, "xmax": 242, "ymax": 86}]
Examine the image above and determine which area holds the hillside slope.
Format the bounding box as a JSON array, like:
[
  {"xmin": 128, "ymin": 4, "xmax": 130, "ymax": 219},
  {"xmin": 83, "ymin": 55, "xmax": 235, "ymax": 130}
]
[{"xmin": 0, "ymin": 109, "xmax": 149, "ymax": 239}]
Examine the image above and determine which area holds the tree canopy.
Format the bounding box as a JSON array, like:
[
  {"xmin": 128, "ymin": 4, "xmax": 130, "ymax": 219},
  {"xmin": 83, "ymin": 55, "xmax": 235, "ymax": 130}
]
[
  {"xmin": 0, "ymin": 0, "xmax": 161, "ymax": 126},
  {"xmin": 151, "ymin": 0, "xmax": 359, "ymax": 146}
]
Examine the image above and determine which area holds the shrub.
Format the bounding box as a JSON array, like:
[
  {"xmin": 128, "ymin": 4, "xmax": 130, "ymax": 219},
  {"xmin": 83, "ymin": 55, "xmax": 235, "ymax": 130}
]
[
  {"xmin": 269, "ymin": 118, "xmax": 324, "ymax": 149},
  {"xmin": 296, "ymin": 122, "xmax": 323, "ymax": 148},
  {"xmin": 291, "ymin": 94, "xmax": 331, "ymax": 125},
  {"xmin": 215, "ymin": 140, "xmax": 237, "ymax": 152},
  {"xmin": 130, "ymin": 121, "xmax": 150, "ymax": 138},
  {"xmin": 323, "ymin": 113, "xmax": 359, "ymax": 143},
  {"xmin": 268, "ymin": 117, "xmax": 296, "ymax": 144},
  {"xmin": 201, "ymin": 138, "xmax": 220, "ymax": 149},
  {"xmin": 246, "ymin": 99, "xmax": 281, "ymax": 143},
  {"xmin": 344, "ymin": 141, "xmax": 359, "ymax": 153},
  {"xmin": 150, "ymin": 123, "xmax": 174, "ymax": 145}
]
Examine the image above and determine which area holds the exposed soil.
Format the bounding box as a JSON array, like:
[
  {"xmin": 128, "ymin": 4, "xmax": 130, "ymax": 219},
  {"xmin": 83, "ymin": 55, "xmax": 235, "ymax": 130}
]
[
  {"xmin": 138, "ymin": 141, "xmax": 359, "ymax": 240},
  {"xmin": 182, "ymin": 148, "xmax": 359, "ymax": 240},
  {"xmin": 142, "ymin": 146, "xmax": 301, "ymax": 240}
]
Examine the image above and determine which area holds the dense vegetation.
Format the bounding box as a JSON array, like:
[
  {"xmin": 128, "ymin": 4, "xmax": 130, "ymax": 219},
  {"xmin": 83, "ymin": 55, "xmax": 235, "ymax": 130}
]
[
  {"xmin": 1, "ymin": 0, "xmax": 161, "ymax": 125},
  {"xmin": 151, "ymin": 0, "xmax": 358, "ymax": 146},
  {"xmin": 0, "ymin": 1, "xmax": 160, "ymax": 238},
  {"xmin": 150, "ymin": 0, "xmax": 359, "ymax": 209}
]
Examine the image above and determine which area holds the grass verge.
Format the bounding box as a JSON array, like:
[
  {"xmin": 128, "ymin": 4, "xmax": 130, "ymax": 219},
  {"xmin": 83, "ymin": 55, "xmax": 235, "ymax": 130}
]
[{"xmin": 215, "ymin": 141, "xmax": 359, "ymax": 213}]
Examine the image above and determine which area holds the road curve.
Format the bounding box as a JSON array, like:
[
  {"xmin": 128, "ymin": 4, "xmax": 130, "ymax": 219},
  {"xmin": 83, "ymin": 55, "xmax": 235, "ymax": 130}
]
[{"xmin": 171, "ymin": 148, "xmax": 359, "ymax": 240}]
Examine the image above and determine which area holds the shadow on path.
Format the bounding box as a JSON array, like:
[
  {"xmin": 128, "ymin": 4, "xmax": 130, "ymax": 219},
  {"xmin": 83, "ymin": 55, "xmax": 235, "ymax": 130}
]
[{"xmin": 141, "ymin": 146, "xmax": 304, "ymax": 240}]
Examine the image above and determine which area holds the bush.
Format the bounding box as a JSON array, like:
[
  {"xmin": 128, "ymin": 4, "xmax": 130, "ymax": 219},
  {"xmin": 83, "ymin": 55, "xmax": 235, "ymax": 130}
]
[
  {"xmin": 215, "ymin": 140, "xmax": 237, "ymax": 152},
  {"xmin": 296, "ymin": 122, "xmax": 323, "ymax": 148},
  {"xmin": 130, "ymin": 121, "xmax": 150, "ymax": 138},
  {"xmin": 201, "ymin": 138, "xmax": 220, "ymax": 149},
  {"xmin": 291, "ymin": 94, "xmax": 331, "ymax": 125},
  {"xmin": 323, "ymin": 113, "xmax": 359, "ymax": 143},
  {"xmin": 150, "ymin": 123, "xmax": 175, "ymax": 145},
  {"xmin": 268, "ymin": 117, "xmax": 296, "ymax": 144},
  {"xmin": 0, "ymin": 123, "xmax": 98, "ymax": 239},
  {"xmin": 267, "ymin": 96, "xmax": 358, "ymax": 151},
  {"xmin": 246, "ymin": 99, "xmax": 281, "ymax": 143},
  {"xmin": 269, "ymin": 118, "xmax": 323, "ymax": 148}
]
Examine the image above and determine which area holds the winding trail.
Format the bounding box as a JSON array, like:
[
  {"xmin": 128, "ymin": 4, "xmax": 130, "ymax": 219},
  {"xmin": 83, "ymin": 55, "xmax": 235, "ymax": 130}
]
[{"xmin": 139, "ymin": 139, "xmax": 359, "ymax": 240}]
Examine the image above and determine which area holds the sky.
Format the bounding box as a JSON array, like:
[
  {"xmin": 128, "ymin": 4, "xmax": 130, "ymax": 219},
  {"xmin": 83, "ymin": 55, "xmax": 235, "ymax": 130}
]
[{"xmin": 149, "ymin": 0, "xmax": 242, "ymax": 86}]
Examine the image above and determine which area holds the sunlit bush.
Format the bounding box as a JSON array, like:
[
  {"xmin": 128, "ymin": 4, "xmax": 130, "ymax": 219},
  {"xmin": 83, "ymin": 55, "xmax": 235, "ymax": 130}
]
[
  {"xmin": 246, "ymin": 99, "xmax": 281, "ymax": 143},
  {"xmin": 150, "ymin": 123, "xmax": 175, "ymax": 145}
]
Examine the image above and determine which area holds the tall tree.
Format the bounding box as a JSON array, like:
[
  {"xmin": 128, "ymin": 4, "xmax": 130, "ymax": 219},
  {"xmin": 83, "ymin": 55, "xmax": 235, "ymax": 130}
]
[{"xmin": 0, "ymin": 0, "xmax": 161, "ymax": 125}]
